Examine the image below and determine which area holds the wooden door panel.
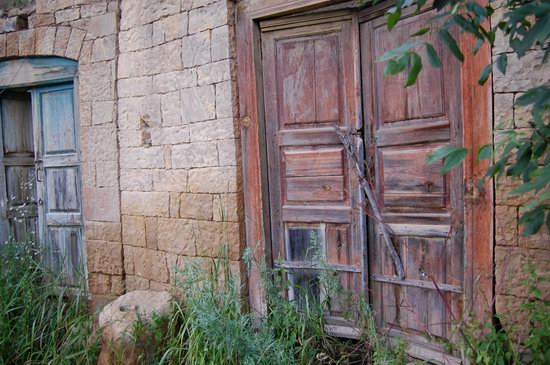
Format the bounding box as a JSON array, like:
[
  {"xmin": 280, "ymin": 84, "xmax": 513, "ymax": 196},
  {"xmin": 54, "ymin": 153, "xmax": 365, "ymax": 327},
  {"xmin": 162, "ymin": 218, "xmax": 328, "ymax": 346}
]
[
  {"xmin": 262, "ymin": 12, "xmax": 365, "ymax": 323},
  {"xmin": 361, "ymin": 8, "xmax": 464, "ymax": 358},
  {"xmin": 33, "ymin": 84, "xmax": 84, "ymax": 288},
  {"xmin": 0, "ymin": 93, "xmax": 37, "ymax": 244},
  {"xmin": 45, "ymin": 166, "xmax": 80, "ymax": 212},
  {"xmin": 41, "ymin": 88, "xmax": 77, "ymax": 154}
]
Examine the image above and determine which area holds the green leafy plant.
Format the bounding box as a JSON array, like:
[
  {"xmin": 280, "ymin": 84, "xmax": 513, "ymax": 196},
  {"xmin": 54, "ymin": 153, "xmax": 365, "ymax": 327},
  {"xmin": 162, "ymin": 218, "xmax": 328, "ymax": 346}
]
[
  {"xmin": 0, "ymin": 239, "xmax": 101, "ymax": 364},
  {"xmin": 378, "ymin": 0, "xmax": 550, "ymax": 235}
]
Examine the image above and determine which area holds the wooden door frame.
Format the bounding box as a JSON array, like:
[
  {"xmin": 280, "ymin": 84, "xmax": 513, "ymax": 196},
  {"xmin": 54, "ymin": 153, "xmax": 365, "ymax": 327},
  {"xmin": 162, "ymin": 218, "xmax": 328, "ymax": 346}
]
[{"xmin": 235, "ymin": 0, "xmax": 494, "ymax": 321}]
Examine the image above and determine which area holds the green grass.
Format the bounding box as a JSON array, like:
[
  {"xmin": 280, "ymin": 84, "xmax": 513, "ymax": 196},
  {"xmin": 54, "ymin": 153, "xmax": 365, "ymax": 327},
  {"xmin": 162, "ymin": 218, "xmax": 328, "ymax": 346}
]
[
  {"xmin": 127, "ymin": 250, "xmax": 408, "ymax": 365},
  {"xmin": 0, "ymin": 239, "xmax": 101, "ymax": 365}
]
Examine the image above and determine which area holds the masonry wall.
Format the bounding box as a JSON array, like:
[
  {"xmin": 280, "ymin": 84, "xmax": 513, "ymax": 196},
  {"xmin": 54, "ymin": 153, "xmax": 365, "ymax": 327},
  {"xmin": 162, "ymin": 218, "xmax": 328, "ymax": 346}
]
[
  {"xmin": 0, "ymin": 0, "xmax": 244, "ymax": 304},
  {"xmin": 492, "ymin": 3, "xmax": 550, "ymax": 335},
  {"xmin": 116, "ymin": 0, "xmax": 244, "ymax": 292}
]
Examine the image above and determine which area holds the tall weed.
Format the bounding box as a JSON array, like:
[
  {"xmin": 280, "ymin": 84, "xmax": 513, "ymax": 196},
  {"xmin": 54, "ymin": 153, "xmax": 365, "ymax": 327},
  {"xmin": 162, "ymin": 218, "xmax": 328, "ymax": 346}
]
[{"xmin": 0, "ymin": 239, "xmax": 100, "ymax": 365}]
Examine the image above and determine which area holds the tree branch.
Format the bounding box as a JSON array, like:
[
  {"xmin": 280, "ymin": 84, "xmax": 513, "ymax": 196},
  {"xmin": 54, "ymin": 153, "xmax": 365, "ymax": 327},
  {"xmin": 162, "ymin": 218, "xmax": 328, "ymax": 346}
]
[{"xmin": 334, "ymin": 125, "xmax": 406, "ymax": 279}]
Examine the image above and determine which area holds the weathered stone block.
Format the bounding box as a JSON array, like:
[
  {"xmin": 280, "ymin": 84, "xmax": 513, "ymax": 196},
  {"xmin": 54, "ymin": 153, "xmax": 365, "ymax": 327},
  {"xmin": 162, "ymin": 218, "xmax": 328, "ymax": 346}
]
[
  {"xmin": 53, "ymin": 26, "xmax": 71, "ymax": 55},
  {"xmin": 18, "ymin": 29, "xmax": 36, "ymax": 56},
  {"xmin": 213, "ymin": 193, "xmax": 242, "ymax": 222},
  {"xmin": 493, "ymin": 50, "xmax": 550, "ymax": 92},
  {"xmin": 195, "ymin": 220, "xmax": 241, "ymax": 260},
  {"xmin": 89, "ymin": 272, "xmax": 113, "ymax": 295},
  {"xmin": 157, "ymin": 218, "xmax": 196, "ymax": 255},
  {"xmin": 120, "ymin": 168, "xmax": 153, "ymax": 191},
  {"xmin": 83, "ymin": 186, "xmax": 120, "ymax": 222},
  {"xmin": 91, "ymin": 35, "xmax": 116, "ymax": 62},
  {"xmin": 118, "ymin": 129, "xmax": 144, "ymax": 148},
  {"xmin": 79, "ymin": 61, "xmax": 115, "ymax": 102},
  {"xmin": 151, "ymin": 126, "xmax": 190, "ymax": 146},
  {"xmin": 153, "ymin": 69, "xmax": 196, "ymax": 93},
  {"xmin": 217, "ymin": 139, "xmax": 238, "ymax": 166},
  {"xmin": 152, "ymin": 169, "xmax": 188, "ymax": 192},
  {"xmin": 140, "ymin": 0, "xmax": 181, "ymax": 24},
  {"xmin": 55, "ymin": 7, "xmax": 80, "ymax": 23},
  {"xmin": 125, "ymin": 275, "xmax": 150, "ymax": 291},
  {"xmin": 92, "ymin": 100, "xmax": 115, "ymax": 125},
  {"xmin": 152, "ymin": 13, "xmax": 187, "ymax": 45},
  {"xmin": 145, "ymin": 217, "xmax": 158, "ymax": 250},
  {"xmin": 189, "ymin": 118, "xmax": 235, "ymax": 142},
  {"xmin": 0, "ymin": 15, "xmax": 28, "ymax": 33},
  {"xmin": 161, "ymin": 91, "xmax": 182, "ymax": 126},
  {"xmin": 519, "ymin": 227, "xmax": 549, "ymax": 250},
  {"xmin": 215, "ymin": 81, "xmax": 234, "ymax": 118},
  {"xmin": 118, "ymin": 97, "xmax": 141, "ymax": 130},
  {"xmin": 86, "ymin": 221, "xmax": 122, "ymax": 242},
  {"xmin": 117, "ymin": 76, "xmax": 153, "ymax": 98},
  {"xmin": 179, "ymin": 193, "xmax": 212, "ymax": 220},
  {"xmin": 180, "ymin": 85, "xmax": 215, "ymax": 123},
  {"xmin": 181, "ymin": 30, "xmax": 210, "ymax": 67},
  {"xmin": 188, "ymin": 1, "xmax": 228, "ymax": 34},
  {"xmin": 493, "ymin": 93, "xmax": 514, "ymax": 129},
  {"xmin": 172, "ymin": 142, "xmax": 218, "ymax": 168},
  {"xmin": 188, "ymin": 166, "xmax": 238, "ymax": 193},
  {"xmin": 122, "ymin": 215, "xmax": 146, "ymax": 247},
  {"xmin": 197, "ymin": 59, "xmax": 231, "ymax": 85},
  {"xmin": 65, "ymin": 27, "xmax": 86, "ymax": 60},
  {"xmin": 96, "ymin": 159, "xmax": 118, "ymax": 188},
  {"xmin": 495, "ymin": 205, "xmax": 518, "ymax": 246},
  {"xmin": 121, "ymin": 191, "xmax": 170, "ymax": 217},
  {"xmin": 169, "ymin": 192, "xmax": 180, "ymax": 218},
  {"xmin": 119, "ymin": 24, "xmax": 152, "ymax": 53},
  {"xmin": 35, "ymin": 26, "xmax": 55, "ymax": 55},
  {"xmin": 87, "ymin": 240, "xmax": 124, "ymax": 275},
  {"xmin": 81, "ymin": 2, "xmax": 108, "ymax": 18},
  {"xmin": 211, "ymin": 25, "xmax": 230, "ymax": 61},
  {"xmin": 88, "ymin": 12, "xmax": 117, "ymax": 39}
]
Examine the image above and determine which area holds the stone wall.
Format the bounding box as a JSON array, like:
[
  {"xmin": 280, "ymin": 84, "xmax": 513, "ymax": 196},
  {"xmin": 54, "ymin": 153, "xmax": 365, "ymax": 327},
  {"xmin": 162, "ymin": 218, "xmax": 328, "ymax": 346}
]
[
  {"xmin": 492, "ymin": 3, "xmax": 550, "ymax": 334},
  {"xmin": 116, "ymin": 0, "xmax": 244, "ymax": 292},
  {"xmin": 0, "ymin": 0, "xmax": 124, "ymax": 304}
]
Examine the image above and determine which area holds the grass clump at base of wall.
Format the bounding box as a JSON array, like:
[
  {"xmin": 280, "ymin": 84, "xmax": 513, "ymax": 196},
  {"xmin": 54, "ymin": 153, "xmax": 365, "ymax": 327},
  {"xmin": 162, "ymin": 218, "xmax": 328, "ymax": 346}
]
[
  {"xmin": 128, "ymin": 250, "xmax": 408, "ymax": 365},
  {"xmin": 0, "ymin": 239, "xmax": 101, "ymax": 365}
]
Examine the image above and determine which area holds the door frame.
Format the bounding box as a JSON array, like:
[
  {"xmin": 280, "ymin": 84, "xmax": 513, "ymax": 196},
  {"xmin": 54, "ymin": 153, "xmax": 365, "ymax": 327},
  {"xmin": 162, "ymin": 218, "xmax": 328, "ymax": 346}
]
[{"xmin": 235, "ymin": 0, "xmax": 493, "ymax": 324}]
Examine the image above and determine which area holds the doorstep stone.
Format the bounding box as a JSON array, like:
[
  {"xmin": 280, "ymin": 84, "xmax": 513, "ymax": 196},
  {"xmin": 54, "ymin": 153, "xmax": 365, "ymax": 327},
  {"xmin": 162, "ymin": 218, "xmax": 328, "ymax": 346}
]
[{"xmin": 97, "ymin": 290, "xmax": 171, "ymax": 365}]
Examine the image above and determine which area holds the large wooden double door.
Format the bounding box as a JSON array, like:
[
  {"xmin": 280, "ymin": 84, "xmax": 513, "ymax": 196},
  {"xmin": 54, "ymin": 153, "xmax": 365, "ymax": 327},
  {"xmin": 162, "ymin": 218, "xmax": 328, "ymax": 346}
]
[
  {"xmin": 261, "ymin": 8, "xmax": 466, "ymax": 362},
  {"xmin": 0, "ymin": 83, "xmax": 84, "ymax": 287}
]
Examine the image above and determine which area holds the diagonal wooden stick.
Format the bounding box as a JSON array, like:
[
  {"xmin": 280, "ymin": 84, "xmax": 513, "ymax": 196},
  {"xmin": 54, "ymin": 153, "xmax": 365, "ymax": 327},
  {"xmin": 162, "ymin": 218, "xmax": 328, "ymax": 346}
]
[{"xmin": 334, "ymin": 126, "xmax": 405, "ymax": 279}]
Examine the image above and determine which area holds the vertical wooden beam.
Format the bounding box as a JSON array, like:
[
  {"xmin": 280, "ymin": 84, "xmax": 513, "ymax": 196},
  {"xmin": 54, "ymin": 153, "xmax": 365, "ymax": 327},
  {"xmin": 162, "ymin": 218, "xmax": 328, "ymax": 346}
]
[
  {"xmin": 236, "ymin": 1, "xmax": 269, "ymax": 316},
  {"xmin": 460, "ymin": 3, "xmax": 494, "ymax": 321}
]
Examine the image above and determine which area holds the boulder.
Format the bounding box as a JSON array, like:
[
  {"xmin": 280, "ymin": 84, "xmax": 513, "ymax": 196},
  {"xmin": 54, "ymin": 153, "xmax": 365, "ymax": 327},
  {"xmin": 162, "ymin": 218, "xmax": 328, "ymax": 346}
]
[{"xmin": 97, "ymin": 290, "xmax": 171, "ymax": 365}]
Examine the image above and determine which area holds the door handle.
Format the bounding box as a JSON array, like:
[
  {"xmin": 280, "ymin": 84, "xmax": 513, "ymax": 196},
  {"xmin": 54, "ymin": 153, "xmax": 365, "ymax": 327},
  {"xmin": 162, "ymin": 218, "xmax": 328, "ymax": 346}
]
[{"xmin": 35, "ymin": 159, "xmax": 44, "ymax": 182}]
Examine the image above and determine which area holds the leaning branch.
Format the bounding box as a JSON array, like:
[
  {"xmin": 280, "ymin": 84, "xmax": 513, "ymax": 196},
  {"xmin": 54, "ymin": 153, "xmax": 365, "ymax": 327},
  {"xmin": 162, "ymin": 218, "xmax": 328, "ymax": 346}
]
[{"xmin": 334, "ymin": 126, "xmax": 405, "ymax": 279}]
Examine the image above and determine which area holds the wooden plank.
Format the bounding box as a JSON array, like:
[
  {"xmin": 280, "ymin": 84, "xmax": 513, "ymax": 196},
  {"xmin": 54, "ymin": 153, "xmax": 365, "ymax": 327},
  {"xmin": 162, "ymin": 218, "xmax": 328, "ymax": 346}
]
[
  {"xmin": 282, "ymin": 205, "xmax": 351, "ymax": 223},
  {"xmin": 279, "ymin": 127, "xmax": 345, "ymax": 146},
  {"xmin": 460, "ymin": 0, "xmax": 494, "ymax": 321},
  {"xmin": 375, "ymin": 120, "xmax": 450, "ymax": 147},
  {"xmin": 260, "ymin": 9, "xmax": 351, "ymax": 31},
  {"xmin": 286, "ymin": 175, "xmax": 345, "ymax": 202},
  {"xmin": 371, "ymin": 275, "xmax": 462, "ymax": 294},
  {"xmin": 284, "ymin": 148, "xmax": 344, "ymax": 177},
  {"xmin": 275, "ymin": 260, "xmax": 361, "ymax": 273}
]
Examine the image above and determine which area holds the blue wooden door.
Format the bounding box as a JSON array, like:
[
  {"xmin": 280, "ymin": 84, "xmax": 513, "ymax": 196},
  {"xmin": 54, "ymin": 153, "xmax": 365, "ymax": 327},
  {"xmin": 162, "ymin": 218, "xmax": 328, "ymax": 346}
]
[{"xmin": 32, "ymin": 83, "xmax": 84, "ymax": 287}]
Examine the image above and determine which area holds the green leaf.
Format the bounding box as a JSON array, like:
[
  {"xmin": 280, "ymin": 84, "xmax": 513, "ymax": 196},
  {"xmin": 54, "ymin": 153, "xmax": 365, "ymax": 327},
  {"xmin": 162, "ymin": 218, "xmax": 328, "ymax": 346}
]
[
  {"xmin": 453, "ymin": 15, "xmax": 484, "ymax": 40},
  {"xmin": 478, "ymin": 63, "xmax": 493, "ymax": 85},
  {"xmin": 378, "ymin": 40, "xmax": 423, "ymax": 62},
  {"xmin": 405, "ymin": 52, "xmax": 423, "ymax": 86},
  {"xmin": 519, "ymin": 209, "xmax": 545, "ymax": 236},
  {"xmin": 438, "ymin": 29, "xmax": 464, "ymax": 62},
  {"xmin": 410, "ymin": 27, "xmax": 430, "ymax": 37},
  {"xmin": 426, "ymin": 145, "xmax": 463, "ymax": 165},
  {"xmin": 426, "ymin": 44, "xmax": 442, "ymax": 68},
  {"xmin": 496, "ymin": 54, "xmax": 508, "ymax": 74},
  {"xmin": 524, "ymin": 191, "xmax": 550, "ymax": 210},
  {"xmin": 387, "ymin": 7, "xmax": 402, "ymax": 31},
  {"xmin": 441, "ymin": 148, "xmax": 468, "ymax": 174},
  {"xmin": 477, "ymin": 144, "xmax": 493, "ymax": 160}
]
